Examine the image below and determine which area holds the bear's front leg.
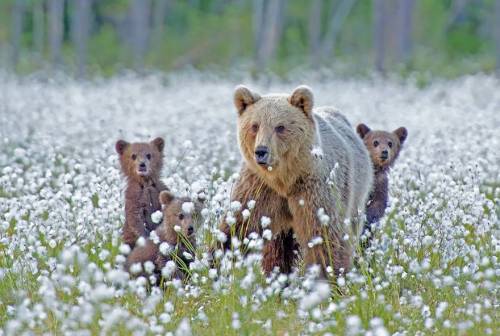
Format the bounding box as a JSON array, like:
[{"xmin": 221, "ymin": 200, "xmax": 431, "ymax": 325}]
[
  {"xmin": 262, "ymin": 229, "xmax": 298, "ymax": 274},
  {"xmin": 218, "ymin": 166, "xmax": 280, "ymax": 249},
  {"xmin": 217, "ymin": 166, "xmax": 296, "ymax": 275},
  {"xmin": 288, "ymin": 178, "xmax": 351, "ymax": 277}
]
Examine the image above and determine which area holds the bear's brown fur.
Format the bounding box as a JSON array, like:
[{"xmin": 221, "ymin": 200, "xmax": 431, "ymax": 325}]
[
  {"xmin": 356, "ymin": 124, "xmax": 407, "ymax": 247},
  {"xmin": 219, "ymin": 86, "xmax": 373, "ymax": 277},
  {"xmin": 116, "ymin": 137, "xmax": 168, "ymax": 249},
  {"xmin": 125, "ymin": 191, "xmax": 199, "ymax": 281}
]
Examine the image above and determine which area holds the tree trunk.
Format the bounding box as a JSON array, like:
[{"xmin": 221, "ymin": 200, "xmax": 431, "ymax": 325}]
[
  {"xmin": 152, "ymin": 0, "xmax": 169, "ymax": 44},
  {"xmin": 10, "ymin": 0, "xmax": 25, "ymax": 69},
  {"xmin": 396, "ymin": 0, "xmax": 414, "ymax": 65},
  {"xmin": 373, "ymin": 0, "xmax": 386, "ymax": 74},
  {"xmin": 321, "ymin": 0, "xmax": 357, "ymax": 62},
  {"xmin": 48, "ymin": 0, "xmax": 64, "ymax": 68},
  {"xmin": 33, "ymin": 0, "xmax": 45, "ymax": 63},
  {"xmin": 130, "ymin": 0, "xmax": 152, "ymax": 71},
  {"xmin": 255, "ymin": 0, "xmax": 286, "ymax": 68},
  {"xmin": 308, "ymin": 0, "xmax": 322, "ymax": 64},
  {"xmin": 495, "ymin": 0, "xmax": 500, "ymax": 73},
  {"xmin": 71, "ymin": 0, "xmax": 92, "ymax": 77},
  {"xmin": 253, "ymin": 0, "xmax": 265, "ymax": 62}
]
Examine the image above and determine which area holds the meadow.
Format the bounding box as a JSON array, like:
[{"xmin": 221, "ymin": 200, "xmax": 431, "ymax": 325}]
[{"xmin": 0, "ymin": 72, "xmax": 498, "ymax": 335}]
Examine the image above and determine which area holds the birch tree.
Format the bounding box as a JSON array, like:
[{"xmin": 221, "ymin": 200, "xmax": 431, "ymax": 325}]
[
  {"xmin": 33, "ymin": 0, "xmax": 45, "ymax": 63},
  {"xmin": 130, "ymin": 0, "xmax": 152, "ymax": 71},
  {"xmin": 373, "ymin": 0, "xmax": 386, "ymax": 73},
  {"xmin": 495, "ymin": 0, "xmax": 500, "ymax": 73},
  {"xmin": 71, "ymin": 0, "xmax": 92, "ymax": 77},
  {"xmin": 48, "ymin": 0, "xmax": 64, "ymax": 68},
  {"xmin": 11, "ymin": 0, "xmax": 25, "ymax": 68},
  {"xmin": 254, "ymin": 0, "xmax": 286, "ymax": 68},
  {"xmin": 308, "ymin": 0, "xmax": 322, "ymax": 63}
]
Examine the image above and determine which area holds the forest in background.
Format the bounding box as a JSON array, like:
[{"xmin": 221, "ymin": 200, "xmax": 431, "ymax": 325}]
[{"xmin": 1, "ymin": 0, "xmax": 500, "ymax": 78}]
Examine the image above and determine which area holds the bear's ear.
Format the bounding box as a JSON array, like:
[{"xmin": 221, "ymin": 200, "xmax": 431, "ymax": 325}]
[
  {"xmin": 393, "ymin": 127, "xmax": 408, "ymax": 144},
  {"xmin": 234, "ymin": 85, "xmax": 261, "ymax": 115},
  {"xmin": 151, "ymin": 137, "xmax": 165, "ymax": 152},
  {"xmin": 115, "ymin": 140, "xmax": 129, "ymax": 155},
  {"xmin": 356, "ymin": 124, "xmax": 371, "ymax": 139},
  {"xmin": 159, "ymin": 191, "xmax": 175, "ymax": 205},
  {"xmin": 289, "ymin": 85, "xmax": 314, "ymax": 118}
]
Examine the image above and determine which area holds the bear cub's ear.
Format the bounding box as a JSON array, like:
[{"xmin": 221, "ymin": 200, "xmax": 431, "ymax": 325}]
[
  {"xmin": 115, "ymin": 140, "xmax": 129, "ymax": 155},
  {"xmin": 289, "ymin": 85, "xmax": 314, "ymax": 117},
  {"xmin": 234, "ymin": 85, "xmax": 261, "ymax": 115},
  {"xmin": 151, "ymin": 137, "xmax": 165, "ymax": 152},
  {"xmin": 356, "ymin": 124, "xmax": 371, "ymax": 139},
  {"xmin": 159, "ymin": 191, "xmax": 175, "ymax": 205},
  {"xmin": 393, "ymin": 127, "xmax": 408, "ymax": 144}
]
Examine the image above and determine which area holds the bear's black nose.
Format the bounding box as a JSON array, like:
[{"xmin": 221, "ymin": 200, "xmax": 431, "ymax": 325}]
[
  {"xmin": 187, "ymin": 225, "xmax": 194, "ymax": 235},
  {"xmin": 139, "ymin": 162, "xmax": 146, "ymax": 168},
  {"xmin": 381, "ymin": 150, "xmax": 388, "ymax": 160},
  {"xmin": 255, "ymin": 146, "xmax": 269, "ymax": 165}
]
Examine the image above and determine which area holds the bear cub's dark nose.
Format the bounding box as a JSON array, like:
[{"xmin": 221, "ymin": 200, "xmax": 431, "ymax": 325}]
[
  {"xmin": 381, "ymin": 150, "xmax": 389, "ymax": 160},
  {"xmin": 187, "ymin": 225, "xmax": 194, "ymax": 235},
  {"xmin": 139, "ymin": 162, "xmax": 146, "ymax": 168},
  {"xmin": 254, "ymin": 146, "xmax": 269, "ymax": 165}
]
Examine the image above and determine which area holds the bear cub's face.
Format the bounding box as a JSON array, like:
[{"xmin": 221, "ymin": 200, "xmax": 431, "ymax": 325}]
[
  {"xmin": 357, "ymin": 124, "xmax": 407, "ymax": 169},
  {"xmin": 158, "ymin": 191, "xmax": 201, "ymax": 245},
  {"xmin": 115, "ymin": 137, "xmax": 164, "ymax": 181},
  {"xmin": 233, "ymin": 85, "xmax": 315, "ymax": 174}
]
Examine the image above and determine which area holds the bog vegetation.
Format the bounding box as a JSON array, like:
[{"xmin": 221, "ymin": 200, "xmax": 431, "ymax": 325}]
[{"xmin": 0, "ymin": 72, "xmax": 498, "ymax": 335}]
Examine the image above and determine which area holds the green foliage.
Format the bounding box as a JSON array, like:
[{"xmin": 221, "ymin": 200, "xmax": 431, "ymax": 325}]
[{"xmin": 0, "ymin": 0, "xmax": 497, "ymax": 77}]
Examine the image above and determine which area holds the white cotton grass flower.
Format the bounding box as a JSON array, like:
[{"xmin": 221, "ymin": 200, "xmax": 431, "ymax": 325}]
[
  {"xmin": 260, "ymin": 216, "xmax": 271, "ymax": 228},
  {"xmin": 119, "ymin": 244, "xmax": 131, "ymax": 255},
  {"xmin": 136, "ymin": 236, "xmax": 146, "ymax": 247},
  {"xmin": 144, "ymin": 261, "xmax": 155, "ymax": 274},
  {"xmin": 175, "ymin": 318, "xmax": 192, "ymax": 336},
  {"xmin": 299, "ymin": 281, "xmax": 330, "ymax": 311},
  {"xmin": 226, "ymin": 214, "xmax": 236, "ymax": 226},
  {"xmin": 182, "ymin": 251, "xmax": 193, "ymax": 260},
  {"xmin": 182, "ymin": 202, "xmax": 195, "ymax": 214},
  {"xmin": 174, "ymin": 225, "xmax": 181, "ymax": 233},
  {"xmin": 247, "ymin": 200, "xmax": 256, "ymax": 209},
  {"xmin": 242, "ymin": 209, "xmax": 251, "ymax": 220},
  {"xmin": 149, "ymin": 230, "xmax": 160, "ymax": 244},
  {"xmin": 159, "ymin": 242, "xmax": 172, "ymax": 256},
  {"xmin": 230, "ymin": 201, "xmax": 241, "ymax": 212},
  {"xmin": 151, "ymin": 210, "xmax": 163, "ymax": 224},
  {"xmin": 130, "ymin": 263, "xmax": 142, "ymax": 275},
  {"xmin": 308, "ymin": 236, "xmax": 323, "ymax": 248},
  {"xmin": 216, "ymin": 231, "xmax": 227, "ymax": 243},
  {"xmin": 161, "ymin": 261, "xmax": 177, "ymax": 278},
  {"xmin": 262, "ymin": 229, "xmax": 272, "ymax": 241}
]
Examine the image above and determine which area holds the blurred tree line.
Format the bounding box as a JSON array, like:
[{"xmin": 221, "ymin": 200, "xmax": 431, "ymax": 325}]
[{"xmin": 1, "ymin": 0, "xmax": 499, "ymax": 77}]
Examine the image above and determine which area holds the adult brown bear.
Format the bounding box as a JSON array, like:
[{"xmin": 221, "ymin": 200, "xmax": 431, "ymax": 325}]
[{"xmin": 219, "ymin": 85, "xmax": 373, "ymax": 277}]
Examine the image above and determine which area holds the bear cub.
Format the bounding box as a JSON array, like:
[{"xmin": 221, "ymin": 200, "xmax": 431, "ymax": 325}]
[
  {"xmin": 356, "ymin": 124, "xmax": 408, "ymax": 246},
  {"xmin": 125, "ymin": 190, "xmax": 200, "ymax": 282},
  {"xmin": 116, "ymin": 137, "xmax": 168, "ymax": 249}
]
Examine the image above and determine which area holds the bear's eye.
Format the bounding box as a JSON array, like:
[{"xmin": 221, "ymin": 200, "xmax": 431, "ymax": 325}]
[
  {"xmin": 275, "ymin": 125, "xmax": 285, "ymax": 134},
  {"xmin": 388, "ymin": 142, "xmax": 393, "ymax": 148},
  {"xmin": 178, "ymin": 213, "xmax": 184, "ymax": 220},
  {"xmin": 373, "ymin": 141, "xmax": 379, "ymax": 147},
  {"xmin": 251, "ymin": 123, "xmax": 259, "ymax": 133},
  {"xmin": 146, "ymin": 153, "xmax": 152, "ymax": 160},
  {"xmin": 131, "ymin": 154, "xmax": 137, "ymax": 160}
]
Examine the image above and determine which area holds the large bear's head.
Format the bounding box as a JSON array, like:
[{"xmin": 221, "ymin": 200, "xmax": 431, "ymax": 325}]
[{"xmin": 233, "ymin": 85, "xmax": 316, "ymax": 187}]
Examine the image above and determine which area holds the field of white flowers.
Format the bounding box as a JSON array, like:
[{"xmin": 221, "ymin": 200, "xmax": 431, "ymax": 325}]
[{"xmin": 0, "ymin": 72, "xmax": 498, "ymax": 335}]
